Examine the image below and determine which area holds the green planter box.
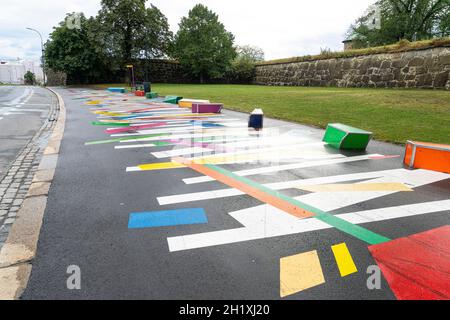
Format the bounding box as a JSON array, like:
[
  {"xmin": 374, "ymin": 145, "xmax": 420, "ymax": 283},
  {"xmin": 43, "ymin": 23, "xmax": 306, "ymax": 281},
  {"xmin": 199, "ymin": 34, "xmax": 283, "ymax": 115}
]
[
  {"xmin": 323, "ymin": 123, "xmax": 372, "ymax": 150},
  {"xmin": 145, "ymin": 92, "xmax": 158, "ymax": 99},
  {"xmin": 163, "ymin": 95, "xmax": 183, "ymax": 104}
]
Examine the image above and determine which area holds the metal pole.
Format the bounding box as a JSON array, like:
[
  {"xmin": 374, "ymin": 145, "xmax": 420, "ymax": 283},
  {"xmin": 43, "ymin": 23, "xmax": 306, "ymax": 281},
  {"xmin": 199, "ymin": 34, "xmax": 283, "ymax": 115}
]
[
  {"xmin": 26, "ymin": 27, "xmax": 46, "ymax": 86},
  {"xmin": 131, "ymin": 66, "xmax": 135, "ymax": 90}
]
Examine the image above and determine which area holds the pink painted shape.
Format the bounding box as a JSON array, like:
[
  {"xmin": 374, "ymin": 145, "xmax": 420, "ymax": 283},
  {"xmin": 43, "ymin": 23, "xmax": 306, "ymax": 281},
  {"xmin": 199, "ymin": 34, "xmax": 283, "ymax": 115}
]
[
  {"xmin": 192, "ymin": 103, "xmax": 223, "ymax": 114},
  {"xmin": 369, "ymin": 155, "xmax": 401, "ymax": 160},
  {"xmin": 105, "ymin": 122, "xmax": 168, "ymax": 134}
]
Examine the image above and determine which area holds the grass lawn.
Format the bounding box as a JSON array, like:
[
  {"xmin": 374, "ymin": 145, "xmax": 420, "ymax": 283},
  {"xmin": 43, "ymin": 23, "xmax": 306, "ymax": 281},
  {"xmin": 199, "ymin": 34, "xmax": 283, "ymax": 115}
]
[{"xmin": 83, "ymin": 83, "xmax": 450, "ymax": 145}]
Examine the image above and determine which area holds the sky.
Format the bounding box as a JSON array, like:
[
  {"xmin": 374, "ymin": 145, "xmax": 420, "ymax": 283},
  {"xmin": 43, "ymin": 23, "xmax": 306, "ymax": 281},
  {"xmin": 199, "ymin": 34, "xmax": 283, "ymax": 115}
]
[{"xmin": 0, "ymin": 0, "xmax": 376, "ymax": 62}]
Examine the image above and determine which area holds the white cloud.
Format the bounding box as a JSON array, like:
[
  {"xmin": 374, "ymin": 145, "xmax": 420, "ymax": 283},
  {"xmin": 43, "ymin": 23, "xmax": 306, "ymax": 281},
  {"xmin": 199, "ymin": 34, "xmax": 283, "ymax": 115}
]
[{"xmin": 0, "ymin": 0, "xmax": 376, "ymax": 61}]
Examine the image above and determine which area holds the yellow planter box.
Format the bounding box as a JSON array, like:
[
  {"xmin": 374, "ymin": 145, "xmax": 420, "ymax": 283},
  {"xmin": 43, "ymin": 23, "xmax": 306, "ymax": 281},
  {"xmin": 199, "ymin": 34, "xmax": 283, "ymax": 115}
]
[{"xmin": 178, "ymin": 99, "xmax": 210, "ymax": 108}]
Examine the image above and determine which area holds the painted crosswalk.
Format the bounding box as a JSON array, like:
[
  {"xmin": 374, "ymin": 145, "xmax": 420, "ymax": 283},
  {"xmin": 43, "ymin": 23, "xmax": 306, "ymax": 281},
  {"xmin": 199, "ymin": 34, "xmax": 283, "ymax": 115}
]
[{"xmin": 77, "ymin": 88, "xmax": 450, "ymax": 300}]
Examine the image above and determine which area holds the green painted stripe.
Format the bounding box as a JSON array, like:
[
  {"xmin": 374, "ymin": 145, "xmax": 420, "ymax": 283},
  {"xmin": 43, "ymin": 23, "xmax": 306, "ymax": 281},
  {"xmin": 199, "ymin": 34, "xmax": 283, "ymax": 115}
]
[
  {"xmin": 205, "ymin": 164, "xmax": 391, "ymax": 245},
  {"xmin": 153, "ymin": 141, "xmax": 172, "ymax": 147},
  {"xmin": 91, "ymin": 121, "xmax": 130, "ymax": 127},
  {"xmin": 85, "ymin": 134, "xmax": 168, "ymax": 145}
]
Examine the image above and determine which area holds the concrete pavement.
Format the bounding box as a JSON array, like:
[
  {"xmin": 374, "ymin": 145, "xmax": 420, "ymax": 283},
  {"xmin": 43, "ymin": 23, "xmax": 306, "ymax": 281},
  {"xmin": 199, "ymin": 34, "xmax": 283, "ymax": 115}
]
[{"xmin": 19, "ymin": 88, "xmax": 450, "ymax": 299}]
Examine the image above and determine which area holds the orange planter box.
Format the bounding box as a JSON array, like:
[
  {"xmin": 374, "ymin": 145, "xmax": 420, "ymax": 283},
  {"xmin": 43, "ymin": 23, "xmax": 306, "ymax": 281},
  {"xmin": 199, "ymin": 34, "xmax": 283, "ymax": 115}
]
[
  {"xmin": 135, "ymin": 90, "xmax": 145, "ymax": 97},
  {"xmin": 404, "ymin": 141, "xmax": 450, "ymax": 173}
]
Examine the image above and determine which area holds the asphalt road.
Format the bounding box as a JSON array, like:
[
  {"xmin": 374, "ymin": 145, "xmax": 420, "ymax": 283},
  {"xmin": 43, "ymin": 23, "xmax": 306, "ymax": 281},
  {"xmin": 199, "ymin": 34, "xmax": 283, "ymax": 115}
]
[
  {"xmin": 22, "ymin": 88, "xmax": 450, "ymax": 300},
  {"xmin": 0, "ymin": 86, "xmax": 54, "ymax": 180}
]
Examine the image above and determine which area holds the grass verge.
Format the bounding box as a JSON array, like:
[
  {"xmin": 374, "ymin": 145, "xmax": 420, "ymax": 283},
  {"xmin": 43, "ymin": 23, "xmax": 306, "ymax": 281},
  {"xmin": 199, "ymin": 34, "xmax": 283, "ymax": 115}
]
[{"xmin": 77, "ymin": 83, "xmax": 450, "ymax": 145}]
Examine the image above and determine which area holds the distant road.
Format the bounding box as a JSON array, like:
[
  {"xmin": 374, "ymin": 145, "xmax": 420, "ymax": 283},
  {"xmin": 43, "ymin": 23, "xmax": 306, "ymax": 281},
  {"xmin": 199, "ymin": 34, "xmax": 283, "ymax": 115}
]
[{"xmin": 0, "ymin": 86, "xmax": 54, "ymax": 179}]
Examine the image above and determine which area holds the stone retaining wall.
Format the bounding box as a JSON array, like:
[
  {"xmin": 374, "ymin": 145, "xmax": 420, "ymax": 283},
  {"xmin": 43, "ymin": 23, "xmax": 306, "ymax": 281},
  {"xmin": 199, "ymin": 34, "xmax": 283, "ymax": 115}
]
[{"xmin": 254, "ymin": 46, "xmax": 450, "ymax": 89}]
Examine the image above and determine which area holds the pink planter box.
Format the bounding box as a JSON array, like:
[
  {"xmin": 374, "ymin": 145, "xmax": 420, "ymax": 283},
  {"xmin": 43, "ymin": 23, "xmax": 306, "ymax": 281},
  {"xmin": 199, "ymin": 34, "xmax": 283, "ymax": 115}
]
[{"xmin": 192, "ymin": 103, "xmax": 223, "ymax": 114}]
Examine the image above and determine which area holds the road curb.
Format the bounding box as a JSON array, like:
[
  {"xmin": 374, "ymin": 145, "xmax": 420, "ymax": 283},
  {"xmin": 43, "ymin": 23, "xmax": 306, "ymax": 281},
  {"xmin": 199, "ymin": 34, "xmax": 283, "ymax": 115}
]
[{"xmin": 0, "ymin": 87, "xmax": 66, "ymax": 300}]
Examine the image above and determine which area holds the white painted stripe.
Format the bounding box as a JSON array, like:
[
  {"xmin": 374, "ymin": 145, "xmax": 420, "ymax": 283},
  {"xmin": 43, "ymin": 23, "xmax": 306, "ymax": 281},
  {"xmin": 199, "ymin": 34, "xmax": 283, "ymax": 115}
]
[
  {"xmin": 126, "ymin": 167, "xmax": 141, "ymax": 172},
  {"xmin": 188, "ymin": 142, "xmax": 327, "ymax": 161},
  {"xmin": 152, "ymin": 147, "xmax": 215, "ymax": 158},
  {"xmin": 183, "ymin": 154, "xmax": 382, "ymax": 184},
  {"xmin": 11, "ymin": 109, "xmax": 44, "ymax": 112},
  {"xmin": 115, "ymin": 143, "xmax": 156, "ymax": 149},
  {"xmin": 167, "ymin": 199, "xmax": 450, "ymax": 252},
  {"xmin": 114, "ymin": 126, "xmax": 249, "ymax": 137},
  {"xmin": 119, "ymin": 131, "xmax": 262, "ymax": 143},
  {"xmin": 158, "ymin": 169, "xmax": 449, "ymax": 205},
  {"xmin": 108, "ymin": 123, "xmax": 191, "ymax": 132},
  {"xmin": 110, "ymin": 125, "xmax": 228, "ymax": 137},
  {"xmin": 151, "ymin": 140, "xmax": 324, "ymax": 159},
  {"xmin": 218, "ymin": 121, "xmax": 248, "ymax": 127},
  {"xmin": 207, "ymin": 136, "xmax": 306, "ymax": 150},
  {"xmin": 3, "ymin": 112, "xmax": 25, "ymax": 116},
  {"xmin": 125, "ymin": 118, "xmax": 241, "ymax": 125},
  {"xmin": 116, "ymin": 136, "xmax": 258, "ymax": 150}
]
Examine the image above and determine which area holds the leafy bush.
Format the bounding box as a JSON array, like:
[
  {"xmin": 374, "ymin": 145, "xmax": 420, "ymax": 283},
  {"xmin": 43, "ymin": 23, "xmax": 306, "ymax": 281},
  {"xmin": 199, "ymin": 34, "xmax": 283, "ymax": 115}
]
[
  {"xmin": 24, "ymin": 71, "xmax": 36, "ymax": 85},
  {"xmin": 230, "ymin": 45, "xmax": 265, "ymax": 83}
]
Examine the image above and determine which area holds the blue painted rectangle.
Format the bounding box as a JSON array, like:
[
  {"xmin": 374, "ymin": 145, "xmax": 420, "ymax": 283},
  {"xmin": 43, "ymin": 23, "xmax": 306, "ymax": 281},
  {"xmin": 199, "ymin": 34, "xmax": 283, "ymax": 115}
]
[
  {"xmin": 128, "ymin": 208, "xmax": 207, "ymax": 229},
  {"xmin": 107, "ymin": 87, "xmax": 126, "ymax": 93}
]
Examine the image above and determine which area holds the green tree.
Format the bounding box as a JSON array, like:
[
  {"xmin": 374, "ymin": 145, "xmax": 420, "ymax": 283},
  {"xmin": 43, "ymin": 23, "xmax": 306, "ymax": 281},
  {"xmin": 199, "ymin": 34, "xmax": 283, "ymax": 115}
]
[
  {"xmin": 97, "ymin": 0, "xmax": 172, "ymax": 65},
  {"xmin": 349, "ymin": 0, "xmax": 450, "ymax": 47},
  {"xmin": 141, "ymin": 5, "xmax": 173, "ymax": 59},
  {"xmin": 439, "ymin": 9, "xmax": 450, "ymax": 36},
  {"xmin": 45, "ymin": 13, "xmax": 107, "ymax": 83},
  {"xmin": 24, "ymin": 71, "xmax": 36, "ymax": 85},
  {"xmin": 231, "ymin": 45, "xmax": 264, "ymax": 83},
  {"xmin": 173, "ymin": 4, "xmax": 236, "ymax": 82}
]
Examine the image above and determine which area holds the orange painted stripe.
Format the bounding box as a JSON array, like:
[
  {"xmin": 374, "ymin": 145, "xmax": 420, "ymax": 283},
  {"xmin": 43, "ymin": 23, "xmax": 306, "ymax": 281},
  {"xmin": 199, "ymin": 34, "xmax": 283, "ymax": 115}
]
[{"xmin": 173, "ymin": 157, "xmax": 315, "ymax": 219}]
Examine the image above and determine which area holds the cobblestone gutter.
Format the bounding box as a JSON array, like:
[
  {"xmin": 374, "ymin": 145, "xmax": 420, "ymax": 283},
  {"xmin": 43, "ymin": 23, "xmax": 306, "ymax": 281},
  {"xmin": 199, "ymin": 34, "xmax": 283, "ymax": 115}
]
[
  {"xmin": 0, "ymin": 88, "xmax": 65, "ymax": 300},
  {"xmin": 0, "ymin": 101, "xmax": 58, "ymax": 248}
]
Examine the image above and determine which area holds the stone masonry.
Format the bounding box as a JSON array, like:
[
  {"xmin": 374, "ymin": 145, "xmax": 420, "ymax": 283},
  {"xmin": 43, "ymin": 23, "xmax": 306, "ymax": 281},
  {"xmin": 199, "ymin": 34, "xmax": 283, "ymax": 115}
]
[{"xmin": 254, "ymin": 46, "xmax": 450, "ymax": 89}]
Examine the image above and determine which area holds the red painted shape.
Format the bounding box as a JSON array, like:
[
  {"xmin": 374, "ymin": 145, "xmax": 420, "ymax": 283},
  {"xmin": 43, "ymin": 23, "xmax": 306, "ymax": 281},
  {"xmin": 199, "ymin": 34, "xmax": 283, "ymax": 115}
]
[
  {"xmin": 368, "ymin": 225, "xmax": 450, "ymax": 300},
  {"xmin": 105, "ymin": 122, "xmax": 168, "ymax": 134}
]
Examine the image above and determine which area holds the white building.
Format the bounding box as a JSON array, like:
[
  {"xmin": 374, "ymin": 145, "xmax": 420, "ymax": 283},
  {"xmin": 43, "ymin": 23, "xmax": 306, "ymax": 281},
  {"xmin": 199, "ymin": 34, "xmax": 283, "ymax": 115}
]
[{"xmin": 0, "ymin": 59, "xmax": 44, "ymax": 84}]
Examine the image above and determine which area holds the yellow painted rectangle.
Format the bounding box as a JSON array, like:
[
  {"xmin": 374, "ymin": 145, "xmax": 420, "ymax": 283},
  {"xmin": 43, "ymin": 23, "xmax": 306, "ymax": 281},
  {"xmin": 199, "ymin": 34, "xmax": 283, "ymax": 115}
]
[
  {"xmin": 280, "ymin": 250, "xmax": 325, "ymax": 298},
  {"xmin": 297, "ymin": 183, "xmax": 413, "ymax": 193},
  {"xmin": 86, "ymin": 100, "xmax": 102, "ymax": 105},
  {"xmin": 331, "ymin": 243, "xmax": 358, "ymax": 277},
  {"xmin": 178, "ymin": 101, "xmax": 193, "ymax": 108},
  {"xmin": 138, "ymin": 162, "xmax": 186, "ymax": 171},
  {"xmin": 179, "ymin": 99, "xmax": 210, "ymax": 108}
]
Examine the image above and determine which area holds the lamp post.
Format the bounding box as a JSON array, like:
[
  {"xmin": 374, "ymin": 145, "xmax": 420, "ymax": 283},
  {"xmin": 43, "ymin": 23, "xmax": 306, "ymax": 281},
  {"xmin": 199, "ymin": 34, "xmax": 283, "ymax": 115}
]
[
  {"xmin": 26, "ymin": 27, "xmax": 46, "ymax": 86},
  {"xmin": 126, "ymin": 64, "xmax": 135, "ymax": 91}
]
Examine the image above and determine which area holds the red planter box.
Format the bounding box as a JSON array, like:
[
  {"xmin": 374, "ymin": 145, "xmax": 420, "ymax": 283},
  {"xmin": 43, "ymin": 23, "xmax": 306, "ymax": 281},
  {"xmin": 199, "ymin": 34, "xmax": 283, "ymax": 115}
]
[{"xmin": 135, "ymin": 90, "xmax": 145, "ymax": 97}]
